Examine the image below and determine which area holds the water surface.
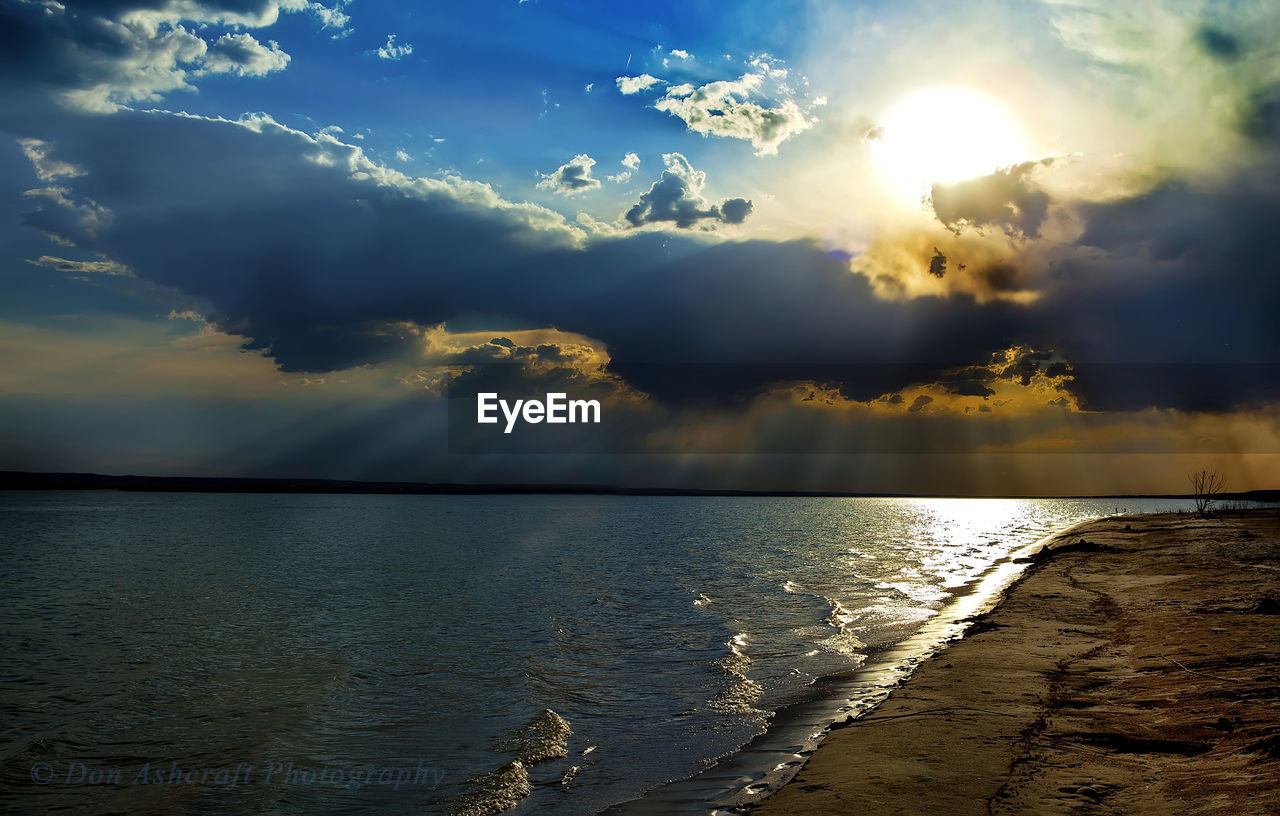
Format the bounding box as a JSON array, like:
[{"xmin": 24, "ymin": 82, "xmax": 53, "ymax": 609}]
[{"xmin": 0, "ymin": 493, "xmax": 1190, "ymax": 814}]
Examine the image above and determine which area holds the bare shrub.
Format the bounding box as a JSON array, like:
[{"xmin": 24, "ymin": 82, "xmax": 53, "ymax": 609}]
[{"xmin": 1188, "ymin": 469, "xmax": 1226, "ymax": 518}]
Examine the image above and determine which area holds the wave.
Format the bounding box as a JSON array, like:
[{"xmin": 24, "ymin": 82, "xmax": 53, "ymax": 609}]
[
  {"xmin": 818, "ymin": 595, "xmax": 867, "ymax": 657},
  {"xmin": 498, "ymin": 707, "xmax": 573, "ymax": 764},
  {"xmin": 451, "ymin": 708, "xmax": 572, "ymax": 816},
  {"xmin": 609, "ymin": 514, "xmax": 1120, "ymax": 813},
  {"xmin": 451, "ymin": 759, "xmax": 531, "ymax": 816},
  {"xmin": 782, "ymin": 581, "xmax": 870, "ymax": 658},
  {"xmin": 824, "ymin": 596, "xmax": 857, "ymax": 629},
  {"xmin": 709, "ymin": 633, "xmax": 762, "ymax": 714}
]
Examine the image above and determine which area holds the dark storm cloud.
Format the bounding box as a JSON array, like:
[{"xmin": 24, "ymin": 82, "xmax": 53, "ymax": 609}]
[
  {"xmin": 943, "ymin": 379, "xmax": 995, "ymax": 398},
  {"xmin": 0, "ymin": 0, "xmax": 304, "ymax": 110},
  {"xmin": 930, "ymin": 160, "xmax": 1052, "ymax": 238},
  {"xmin": 10, "ymin": 108, "xmax": 1024, "ymax": 402},
  {"xmin": 624, "ymin": 153, "xmax": 752, "ymax": 228},
  {"xmin": 1074, "ymin": 174, "xmax": 1273, "ymax": 277},
  {"xmin": 919, "ymin": 348, "xmax": 1068, "ymax": 401},
  {"xmin": 1063, "ymin": 364, "xmax": 1280, "ymax": 413},
  {"xmin": 0, "ymin": 1, "xmax": 156, "ymax": 94},
  {"xmin": 999, "ymin": 348, "xmax": 1054, "ymax": 386},
  {"xmin": 446, "ymin": 337, "xmax": 597, "ymax": 371},
  {"xmin": 7, "ymin": 98, "xmax": 1280, "ymax": 414},
  {"xmin": 1030, "ymin": 160, "xmax": 1280, "ymax": 411}
]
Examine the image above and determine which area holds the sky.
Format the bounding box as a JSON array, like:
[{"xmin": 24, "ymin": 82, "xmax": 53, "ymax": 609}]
[{"xmin": 1, "ymin": 0, "xmax": 1278, "ymax": 494}]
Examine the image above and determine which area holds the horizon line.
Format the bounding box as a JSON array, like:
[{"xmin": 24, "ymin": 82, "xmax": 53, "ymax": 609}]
[{"xmin": 2, "ymin": 471, "xmax": 1275, "ymax": 502}]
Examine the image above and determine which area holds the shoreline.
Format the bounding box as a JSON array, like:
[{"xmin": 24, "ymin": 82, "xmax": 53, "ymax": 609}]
[
  {"xmin": 754, "ymin": 510, "xmax": 1280, "ymax": 815},
  {"xmin": 603, "ymin": 516, "xmax": 1109, "ymax": 814}
]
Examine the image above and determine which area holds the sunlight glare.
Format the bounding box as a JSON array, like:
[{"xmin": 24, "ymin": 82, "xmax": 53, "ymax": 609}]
[{"xmin": 869, "ymin": 86, "xmax": 1029, "ymax": 209}]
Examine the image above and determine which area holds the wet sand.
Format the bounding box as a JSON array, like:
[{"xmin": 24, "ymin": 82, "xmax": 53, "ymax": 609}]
[{"xmin": 755, "ymin": 511, "xmax": 1280, "ymax": 815}]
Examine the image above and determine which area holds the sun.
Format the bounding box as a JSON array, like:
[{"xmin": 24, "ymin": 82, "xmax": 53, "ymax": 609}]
[{"xmin": 869, "ymin": 86, "xmax": 1029, "ymax": 208}]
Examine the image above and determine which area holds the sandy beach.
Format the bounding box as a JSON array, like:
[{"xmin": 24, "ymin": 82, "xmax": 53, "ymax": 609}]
[{"xmin": 755, "ymin": 510, "xmax": 1280, "ymax": 816}]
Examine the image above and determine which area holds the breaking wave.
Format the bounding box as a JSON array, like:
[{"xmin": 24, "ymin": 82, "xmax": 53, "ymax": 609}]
[
  {"xmin": 710, "ymin": 633, "xmax": 762, "ymax": 714},
  {"xmin": 452, "ymin": 708, "xmax": 572, "ymax": 816}
]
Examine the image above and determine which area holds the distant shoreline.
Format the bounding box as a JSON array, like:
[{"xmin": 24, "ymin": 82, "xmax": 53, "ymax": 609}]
[{"xmin": 4, "ymin": 471, "xmax": 1277, "ymax": 502}]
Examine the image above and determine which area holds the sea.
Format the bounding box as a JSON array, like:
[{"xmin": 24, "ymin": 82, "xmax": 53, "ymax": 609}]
[{"xmin": 0, "ymin": 492, "xmax": 1197, "ymax": 815}]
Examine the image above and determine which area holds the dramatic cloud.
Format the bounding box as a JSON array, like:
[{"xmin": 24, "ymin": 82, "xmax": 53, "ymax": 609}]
[
  {"xmin": 930, "ymin": 160, "xmax": 1053, "ymax": 238},
  {"xmin": 650, "ymin": 64, "xmax": 817, "ymax": 155},
  {"xmin": 852, "ymin": 226, "xmax": 1040, "ymax": 303},
  {"xmin": 1039, "ymin": 168, "xmax": 1280, "ymax": 409},
  {"xmin": 623, "ymin": 153, "xmax": 752, "ymax": 228},
  {"xmin": 0, "ymin": 0, "xmax": 1277, "ymax": 492},
  {"xmin": 536, "ymin": 154, "xmax": 602, "ymax": 195},
  {"xmin": 0, "ymin": 0, "xmax": 333, "ymax": 110},
  {"xmin": 616, "ymin": 74, "xmax": 662, "ymax": 95},
  {"xmin": 918, "ymin": 347, "xmax": 1072, "ymax": 403},
  {"xmin": 9, "ymin": 109, "xmax": 1027, "ymax": 391},
  {"xmin": 9, "ymin": 97, "xmax": 1280, "ymax": 414}
]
